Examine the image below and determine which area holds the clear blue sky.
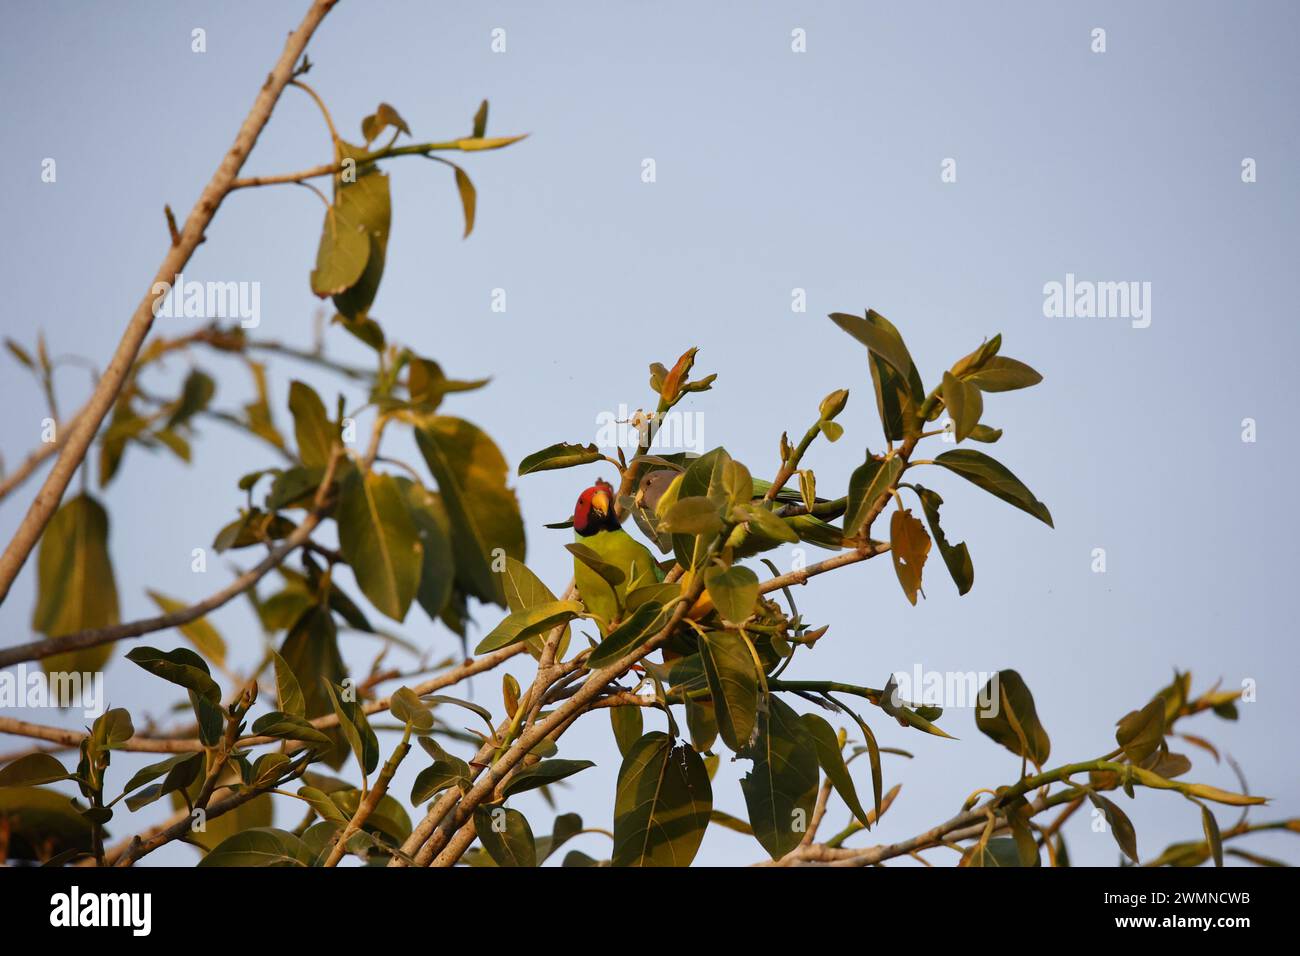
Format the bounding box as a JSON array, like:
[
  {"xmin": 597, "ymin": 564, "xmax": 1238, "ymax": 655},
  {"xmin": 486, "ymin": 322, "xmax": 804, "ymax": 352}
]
[{"xmin": 1, "ymin": 0, "xmax": 1297, "ymax": 865}]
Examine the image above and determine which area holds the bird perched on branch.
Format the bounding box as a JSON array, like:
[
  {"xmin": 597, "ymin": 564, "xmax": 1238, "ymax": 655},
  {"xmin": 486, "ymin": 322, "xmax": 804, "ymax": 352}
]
[{"xmin": 569, "ymin": 478, "xmax": 659, "ymax": 629}]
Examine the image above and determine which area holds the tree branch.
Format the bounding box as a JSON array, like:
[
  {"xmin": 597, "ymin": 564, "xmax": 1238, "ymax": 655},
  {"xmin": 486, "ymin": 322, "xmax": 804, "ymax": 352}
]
[
  {"xmin": 0, "ymin": 416, "xmax": 73, "ymax": 503},
  {"xmin": 0, "ymin": 450, "xmax": 340, "ymax": 668},
  {"xmin": 0, "ymin": 0, "xmax": 340, "ymax": 605}
]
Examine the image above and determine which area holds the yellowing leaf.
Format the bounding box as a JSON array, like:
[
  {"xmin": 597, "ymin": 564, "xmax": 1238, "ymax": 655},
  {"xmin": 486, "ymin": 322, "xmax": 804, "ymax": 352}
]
[
  {"xmin": 889, "ymin": 509, "xmax": 930, "ymax": 606},
  {"xmin": 145, "ymin": 590, "xmax": 227, "ymax": 665},
  {"xmin": 31, "ymin": 494, "xmax": 120, "ymax": 673},
  {"xmin": 337, "ymin": 470, "xmax": 423, "ymax": 622}
]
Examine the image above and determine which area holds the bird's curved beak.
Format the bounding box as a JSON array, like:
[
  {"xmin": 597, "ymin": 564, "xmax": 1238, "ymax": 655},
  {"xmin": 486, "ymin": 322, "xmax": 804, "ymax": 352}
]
[{"xmin": 591, "ymin": 490, "xmax": 610, "ymax": 515}]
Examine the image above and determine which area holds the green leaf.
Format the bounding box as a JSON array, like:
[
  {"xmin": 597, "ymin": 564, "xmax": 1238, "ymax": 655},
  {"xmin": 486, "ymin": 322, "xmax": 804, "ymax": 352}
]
[
  {"xmin": 250, "ymin": 711, "xmax": 333, "ymax": 747},
  {"xmin": 411, "ymin": 741, "xmax": 471, "ymax": 803},
  {"xmin": 336, "ymin": 469, "xmax": 423, "ymax": 622},
  {"xmin": 411, "ymin": 764, "xmax": 465, "ymax": 804},
  {"xmin": 122, "ymin": 753, "xmax": 203, "ymax": 810},
  {"xmin": 31, "ymin": 493, "xmax": 120, "ymax": 673},
  {"xmin": 389, "ymin": 686, "xmax": 435, "ymax": 732},
  {"xmin": 5, "ymin": 337, "xmax": 35, "ymax": 369},
  {"xmin": 659, "ymin": 496, "xmax": 724, "ymax": 536},
  {"xmin": 297, "ymin": 785, "xmax": 349, "ymax": 825},
  {"xmin": 329, "ymin": 786, "xmax": 411, "ymax": 844},
  {"xmin": 612, "ymin": 732, "xmax": 712, "ymax": 867},
  {"xmin": 697, "ymin": 630, "xmax": 760, "ymax": 752},
  {"xmin": 967, "ymin": 837, "xmax": 1029, "ymax": 867},
  {"xmin": 829, "ymin": 310, "xmax": 920, "ymax": 389},
  {"xmin": 240, "ymin": 360, "xmax": 287, "ymax": 450},
  {"xmin": 844, "ymin": 456, "xmax": 903, "ymax": 539},
  {"xmin": 1087, "ymin": 791, "xmax": 1139, "ymax": 863},
  {"xmin": 976, "ymin": 670, "xmax": 1051, "ymax": 766},
  {"xmin": 269, "ymin": 649, "xmax": 306, "ymax": 718},
  {"xmin": 871, "ymin": 356, "xmax": 922, "ymax": 443},
  {"xmin": 145, "ymin": 590, "xmax": 227, "ymax": 665},
  {"xmin": 586, "ymin": 601, "xmax": 666, "ymax": 669},
  {"xmin": 423, "ymin": 695, "xmax": 495, "ymax": 731},
  {"xmin": 0, "ymin": 753, "xmax": 72, "ymax": 788},
  {"xmin": 798, "ymin": 470, "xmax": 817, "ymax": 511},
  {"xmin": 800, "ymin": 713, "xmax": 870, "ymax": 828},
  {"xmin": 685, "ymin": 694, "xmax": 718, "ymax": 752},
  {"xmin": 703, "ymin": 565, "xmax": 759, "ymax": 624},
  {"xmin": 839, "ymin": 705, "xmax": 884, "ymax": 821},
  {"xmin": 278, "ymin": 606, "xmax": 345, "ymax": 766},
  {"xmin": 324, "ymin": 683, "xmax": 379, "ymax": 777},
  {"xmin": 119, "ymin": 752, "xmax": 200, "ymax": 797},
  {"xmin": 941, "ymin": 370, "xmax": 983, "ymax": 443},
  {"xmin": 473, "ymin": 806, "xmax": 536, "ymax": 867},
  {"xmin": 166, "ymin": 369, "xmax": 215, "ymax": 428},
  {"xmin": 1180, "ymin": 782, "xmax": 1266, "ymax": 807},
  {"xmin": 182, "ymin": 792, "xmax": 274, "ymax": 853},
  {"xmin": 196, "ymin": 827, "xmax": 313, "ymax": 867},
  {"xmin": 518, "ymin": 441, "xmax": 604, "ymax": 476},
  {"xmin": 451, "ymin": 164, "xmax": 476, "ymax": 238},
  {"xmin": 735, "ymin": 502, "xmax": 800, "ymax": 546},
  {"xmin": 566, "ymin": 542, "xmax": 626, "ymax": 589},
  {"xmin": 406, "ymin": 357, "xmax": 490, "ymax": 410},
  {"xmin": 667, "ymin": 449, "xmax": 731, "ymax": 569},
  {"xmin": 88, "ymin": 708, "xmax": 135, "ymax": 752},
  {"xmin": 321, "ymin": 150, "xmax": 392, "ymax": 321},
  {"xmin": 536, "ymin": 812, "xmax": 583, "ymax": 863},
  {"xmin": 1201, "ymin": 805, "xmax": 1223, "ymax": 867},
  {"xmin": 502, "ymin": 759, "xmax": 596, "ymax": 798},
  {"xmin": 933, "ymin": 449, "xmax": 1053, "ymax": 527},
  {"xmin": 400, "ymin": 479, "xmax": 455, "ymax": 624},
  {"xmin": 287, "ymin": 380, "xmax": 336, "ymax": 468},
  {"xmin": 0, "ymin": 787, "xmax": 95, "ymax": 862},
  {"xmin": 125, "ymin": 646, "xmax": 220, "ymax": 701},
  {"xmin": 310, "ymin": 186, "xmax": 372, "ymax": 297},
  {"xmin": 1116, "ymin": 698, "xmax": 1166, "ymax": 765},
  {"xmin": 830, "ymin": 310, "xmax": 925, "ymax": 441},
  {"xmin": 968, "ymin": 424, "xmax": 1002, "ymax": 443},
  {"xmin": 962, "ymin": 356, "xmax": 1042, "ymax": 392},
  {"xmin": 414, "ymin": 416, "xmax": 525, "ymax": 607},
  {"xmin": 739, "ymin": 697, "xmax": 819, "ymax": 860},
  {"xmin": 501, "ymin": 555, "xmax": 570, "ymax": 658},
  {"xmin": 360, "ymin": 102, "xmax": 410, "ymax": 144},
  {"xmin": 474, "ymin": 600, "xmax": 584, "ymax": 654},
  {"xmin": 913, "ymin": 485, "xmax": 973, "ymax": 596},
  {"xmin": 191, "ymin": 691, "xmax": 224, "ymax": 747},
  {"xmin": 452, "ymin": 133, "xmax": 528, "ymax": 152},
  {"xmin": 949, "ymin": 334, "xmax": 1002, "ymax": 378},
  {"xmin": 609, "ymin": 706, "xmax": 643, "ymax": 758}
]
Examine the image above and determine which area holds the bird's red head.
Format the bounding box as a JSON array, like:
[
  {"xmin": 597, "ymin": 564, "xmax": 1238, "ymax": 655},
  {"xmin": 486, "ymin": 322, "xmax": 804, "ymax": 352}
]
[{"xmin": 573, "ymin": 478, "xmax": 620, "ymax": 536}]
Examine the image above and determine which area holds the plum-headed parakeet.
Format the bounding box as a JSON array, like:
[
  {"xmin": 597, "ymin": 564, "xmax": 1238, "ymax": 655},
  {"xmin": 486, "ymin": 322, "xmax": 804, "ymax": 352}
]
[{"xmin": 570, "ymin": 478, "xmax": 661, "ymax": 629}]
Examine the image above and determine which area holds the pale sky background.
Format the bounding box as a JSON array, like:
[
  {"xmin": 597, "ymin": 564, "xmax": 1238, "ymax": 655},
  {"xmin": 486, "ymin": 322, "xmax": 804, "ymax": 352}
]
[{"xmin": 1, "ymin": 0, "xmax": 1297, "ymax": 866}]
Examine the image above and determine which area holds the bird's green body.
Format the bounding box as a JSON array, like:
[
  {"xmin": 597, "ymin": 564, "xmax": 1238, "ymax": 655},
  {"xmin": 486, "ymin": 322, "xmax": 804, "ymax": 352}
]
[{"xmin": 573, "ymin": 527, "xmax": 661, "ymax": 630}]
